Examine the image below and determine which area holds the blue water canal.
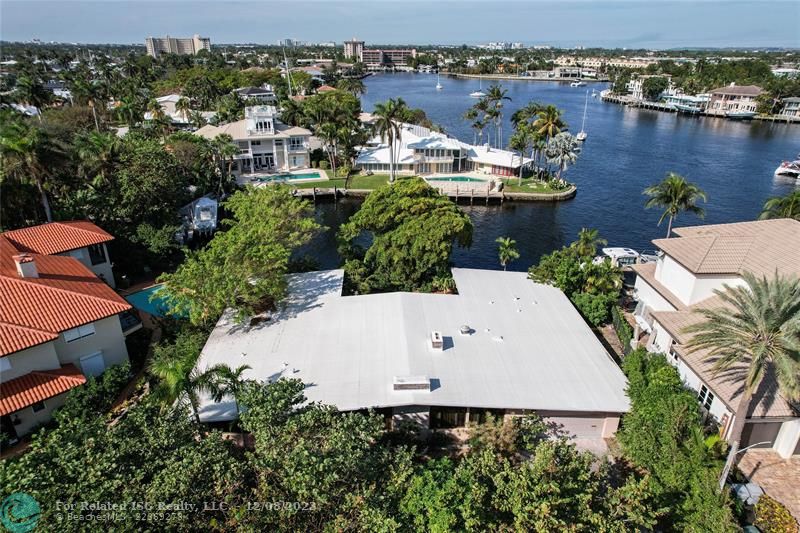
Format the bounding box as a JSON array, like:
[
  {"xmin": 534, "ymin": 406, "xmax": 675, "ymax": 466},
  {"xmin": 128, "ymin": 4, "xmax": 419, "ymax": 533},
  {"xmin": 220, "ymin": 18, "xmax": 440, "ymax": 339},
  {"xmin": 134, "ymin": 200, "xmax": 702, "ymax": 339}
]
[{"xmin": 308, "ymin": 73, "xmax": 800, "ymax": 272}]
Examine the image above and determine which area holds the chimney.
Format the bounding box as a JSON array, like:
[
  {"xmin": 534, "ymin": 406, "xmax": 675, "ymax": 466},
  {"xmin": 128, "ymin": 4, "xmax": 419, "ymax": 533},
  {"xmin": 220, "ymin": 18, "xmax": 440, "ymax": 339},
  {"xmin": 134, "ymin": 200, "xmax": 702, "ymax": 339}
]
[{"xmin": 13, "ymin": 253, "xmax": 38, "ymax": 278}]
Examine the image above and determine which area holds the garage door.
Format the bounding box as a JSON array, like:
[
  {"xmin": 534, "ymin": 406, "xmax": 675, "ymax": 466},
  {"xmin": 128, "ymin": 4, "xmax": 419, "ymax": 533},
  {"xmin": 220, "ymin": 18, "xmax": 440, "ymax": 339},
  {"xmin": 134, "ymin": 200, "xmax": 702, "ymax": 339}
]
[
  {"xmin": 741, "ymin": 422, "xmax": 782, "ymax": 449},
  {"xmin": 546, "ymin": 416, "xmax": 605, "ymax": 438},
  {"xmin": 80, "ymin": 352, "xmax": 106, "ymax": 377}
]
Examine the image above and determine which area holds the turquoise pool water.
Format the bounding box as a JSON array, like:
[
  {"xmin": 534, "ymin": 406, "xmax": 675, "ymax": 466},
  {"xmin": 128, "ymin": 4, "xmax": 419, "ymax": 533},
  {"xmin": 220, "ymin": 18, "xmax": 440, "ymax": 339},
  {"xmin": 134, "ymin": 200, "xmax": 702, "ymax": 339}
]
[
  {"xmin": 429, "ymin": 176, "xmax": 486, "ymax": 183},
  {"xmin": 253, "ymin": 172, "xmax": 322, "ymax": 183},
  {"xmin": 125, "ymin": 284, "xmax": 180, "ymax": 318}
]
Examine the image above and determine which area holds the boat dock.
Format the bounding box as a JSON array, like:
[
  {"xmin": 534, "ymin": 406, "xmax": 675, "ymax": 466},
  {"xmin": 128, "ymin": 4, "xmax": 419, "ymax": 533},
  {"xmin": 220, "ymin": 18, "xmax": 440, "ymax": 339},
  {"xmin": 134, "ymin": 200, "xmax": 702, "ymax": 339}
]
[{"xmin": 292, "ymin": 186, "xmax": 507, "ymax": 205}]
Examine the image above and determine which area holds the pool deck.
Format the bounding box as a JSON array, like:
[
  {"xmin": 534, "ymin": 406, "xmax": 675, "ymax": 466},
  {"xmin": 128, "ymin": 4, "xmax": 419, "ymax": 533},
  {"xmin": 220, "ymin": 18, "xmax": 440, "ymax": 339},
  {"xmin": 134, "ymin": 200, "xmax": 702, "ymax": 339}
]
[{"xmin": 237, "ymin": 168, "xmax": 329, "ymax": 187}]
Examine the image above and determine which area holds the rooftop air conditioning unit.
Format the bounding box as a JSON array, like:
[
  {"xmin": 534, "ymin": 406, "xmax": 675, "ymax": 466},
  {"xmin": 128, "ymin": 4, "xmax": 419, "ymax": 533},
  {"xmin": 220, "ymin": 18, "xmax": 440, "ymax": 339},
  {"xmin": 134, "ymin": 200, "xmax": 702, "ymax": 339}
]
[
  {"xmin": 430, "ymin": 330, "xmax": 444, "ymax": 351},
  {"xmin": 393, "ymin": 376, "xmax": 431, "ymax": 391}
]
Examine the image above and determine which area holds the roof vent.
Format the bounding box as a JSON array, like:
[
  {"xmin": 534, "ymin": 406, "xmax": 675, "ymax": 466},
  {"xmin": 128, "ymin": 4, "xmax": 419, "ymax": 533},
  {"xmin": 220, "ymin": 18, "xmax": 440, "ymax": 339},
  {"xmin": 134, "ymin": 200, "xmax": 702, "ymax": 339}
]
[
  {"xmin": 393, "ymin": 376, "xmax": 431, "ymax": 391},
  {"xmin": 430, "ymin": 331, "xmax": 443, "ymax": 351},
  {"xmin": 12, "ymin": 254, "xmax": 38, "ymax": 279},
  {"xmin": 459, "ymin": 325, "xmax": 472, "ymax": 336}
]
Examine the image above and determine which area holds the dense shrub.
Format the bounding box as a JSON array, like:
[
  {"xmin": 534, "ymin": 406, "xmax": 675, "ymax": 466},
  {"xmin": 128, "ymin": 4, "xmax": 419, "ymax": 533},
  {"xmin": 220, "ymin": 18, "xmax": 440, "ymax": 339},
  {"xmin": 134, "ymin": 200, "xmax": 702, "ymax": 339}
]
[
  {"xmin": 572, "ymin": 292, "xmax": 616, "ymax": 326},
  {"xmin": 612, "ymin": 305, "xmax": 634, "ymax": 353},
  {"xmin": 755, "ymin": 495, "xmax": 799, "ymax": 533},
  {"xmin": 54, "ymin": 362, "xmax": 132, "ymax": 423}
]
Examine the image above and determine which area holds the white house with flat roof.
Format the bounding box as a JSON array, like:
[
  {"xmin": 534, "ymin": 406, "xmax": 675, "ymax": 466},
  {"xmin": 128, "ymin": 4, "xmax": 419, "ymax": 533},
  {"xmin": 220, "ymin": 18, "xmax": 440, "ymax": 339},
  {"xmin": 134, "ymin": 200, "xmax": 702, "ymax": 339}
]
[
  {"xmin": 632, "ymin": 219, "xmax": 800, "ymax": 458},
  {"xmin": 195, "ymin": 268, "xmax": 629, "ymax": 440},
  {"xmin": 194, "ymin": 105, "xmax": 312, "ymax": 174},
  {"xmin": 356, "ymin": 122, "xmax": 532, "ymax": 178}
]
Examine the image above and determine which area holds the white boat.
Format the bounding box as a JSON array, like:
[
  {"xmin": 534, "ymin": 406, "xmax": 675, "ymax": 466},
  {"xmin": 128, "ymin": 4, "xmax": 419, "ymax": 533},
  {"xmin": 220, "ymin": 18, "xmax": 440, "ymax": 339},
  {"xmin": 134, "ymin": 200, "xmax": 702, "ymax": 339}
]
[
  {"xmin": 726, "ymin": 110, "xmax": 757, "ymax": 120},
  {"xmin": 774, "ymin": 158, "xmax": 800, "ymax": 178},
  {"xmin": 469, "ymin": 77, "xmax": 486, "ymax": 98},
  {"xmin": 570, "ymin": 80, "xmax": 586, "ymax": 87},
  {"xmin": 593, "ymin": 247, "xmax": 658, "ymax": 269},
  {"xmin": 674, "ymin": 103, "xmax": 703, "ymax": 114},
  {"xmin": 576, "ymin": 90, "xmax": 588, "ymax": 142},
  {"xmin": 436, "ymin": 72, "xmax": 443, "ymax": 91}
]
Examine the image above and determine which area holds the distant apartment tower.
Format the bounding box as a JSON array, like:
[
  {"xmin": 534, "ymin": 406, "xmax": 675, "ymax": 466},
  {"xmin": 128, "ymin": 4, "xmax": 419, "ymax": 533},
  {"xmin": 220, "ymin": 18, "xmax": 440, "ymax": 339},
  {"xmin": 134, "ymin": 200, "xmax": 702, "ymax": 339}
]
[
  {"xmin": 145, "ymin": 34, "xmax": 211, "ymax": 58},
  {"xmin": 343, "ymin": 38, "xmax": 365, "ymax": 61},
  {"xmin": 361, "ymin": 48, "xmax": 417, "ymax": 70}
]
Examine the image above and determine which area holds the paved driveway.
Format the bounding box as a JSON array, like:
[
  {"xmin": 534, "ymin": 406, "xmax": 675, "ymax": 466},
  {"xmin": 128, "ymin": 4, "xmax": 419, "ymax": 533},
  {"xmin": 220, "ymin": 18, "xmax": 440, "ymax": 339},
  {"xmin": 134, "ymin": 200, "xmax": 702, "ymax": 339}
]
[{"xmin": 739, "ymin": 449, "xmax": 800, "ymax": 523}]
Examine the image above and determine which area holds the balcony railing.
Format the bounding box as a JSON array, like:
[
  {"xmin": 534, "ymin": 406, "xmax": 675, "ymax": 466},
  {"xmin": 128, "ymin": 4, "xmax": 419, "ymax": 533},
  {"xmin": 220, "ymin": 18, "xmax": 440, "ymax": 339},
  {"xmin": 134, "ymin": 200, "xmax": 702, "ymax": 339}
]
[{"xmin": 288, "ymin": 143, "xmax": 308, "ymax": 152}]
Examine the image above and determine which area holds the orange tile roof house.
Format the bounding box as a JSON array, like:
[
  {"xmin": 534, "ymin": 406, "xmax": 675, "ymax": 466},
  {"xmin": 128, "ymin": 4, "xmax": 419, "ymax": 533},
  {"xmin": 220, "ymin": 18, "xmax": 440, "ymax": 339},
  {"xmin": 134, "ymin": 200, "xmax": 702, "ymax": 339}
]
[
  {"xmin": 631, "ymin": 218, "xmax": 800, "ymax": 458},
  {"xmin": 0, "ymin": 221, "xmax": 136, "ymax": 442}
]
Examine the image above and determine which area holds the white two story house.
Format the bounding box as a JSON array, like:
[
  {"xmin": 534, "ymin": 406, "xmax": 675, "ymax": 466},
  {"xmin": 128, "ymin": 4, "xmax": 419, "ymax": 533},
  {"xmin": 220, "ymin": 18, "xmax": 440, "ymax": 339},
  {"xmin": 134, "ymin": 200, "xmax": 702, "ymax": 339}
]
[
  {"xmin": 0, "ymin": 222, "xmax": 135, "ymax": 441},
  {"xmin": 194, "ymin": 105, "xmax": 312, "ymax": 175},
  {"xmin": 632, "ymin": 219, "xmax": 800, "ymax": 458}
]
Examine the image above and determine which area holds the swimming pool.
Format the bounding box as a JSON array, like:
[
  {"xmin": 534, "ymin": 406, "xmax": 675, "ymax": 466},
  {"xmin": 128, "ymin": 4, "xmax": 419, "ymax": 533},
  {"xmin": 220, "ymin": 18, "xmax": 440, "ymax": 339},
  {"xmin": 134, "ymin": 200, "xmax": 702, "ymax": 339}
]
[
  {"xmin": 253, "ymin": 172, "xmax": 322, "ymax": 183},
  {"xmin": 428, "ymin": 176, "xmax": 486, "ymax": 183},
  {"xmin": 125, "ymin": 284, "xmax": 182, "ymax": 318}
]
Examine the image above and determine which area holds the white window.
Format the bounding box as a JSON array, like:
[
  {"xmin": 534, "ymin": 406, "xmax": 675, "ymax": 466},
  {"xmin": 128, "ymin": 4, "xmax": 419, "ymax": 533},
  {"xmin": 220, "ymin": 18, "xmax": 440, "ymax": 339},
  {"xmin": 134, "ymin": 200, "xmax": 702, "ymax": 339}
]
[
  {"xmin": 697, "ymin": 384, "xmax": 714, "ymax": 410},
  {"xmin": 63, "ymin": 323, "xmax": 96, "ymax": 343},
  {"xmin": 0, "ymin": 357, "xmax": 10, "ymax": 372}
]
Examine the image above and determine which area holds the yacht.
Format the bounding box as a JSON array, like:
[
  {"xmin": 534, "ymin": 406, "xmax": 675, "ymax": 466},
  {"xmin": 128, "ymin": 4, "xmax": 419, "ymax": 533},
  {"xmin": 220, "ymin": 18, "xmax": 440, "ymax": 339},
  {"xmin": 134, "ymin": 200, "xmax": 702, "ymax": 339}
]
[
  {"xmin": 726, "ymin": 110, "xmax": 757, "ymax": 120},
  {"xmin": 470, "ymin": 77, "xmax": 486, "ymax": 98},
  {"xmin": 436, "ymin": 72, "xmax": 443, "ymax": 91},
  {"xmin": 774, "ymin": 157, "xmax": 800, "ymax": 178},
  {"xmin": 570, "ymin": 80, "xmax": 587, "ymax": 87},
  {"xmin": 674, "ymin": 103, "xmax": 703, "ymax": 114},
  {"xmin": 593, "ymin": 247, "xmax": 659, "ymax": 269},
  {"xmin": 576, "ymin": 90, "xmax": 588, "ymax": 142}
]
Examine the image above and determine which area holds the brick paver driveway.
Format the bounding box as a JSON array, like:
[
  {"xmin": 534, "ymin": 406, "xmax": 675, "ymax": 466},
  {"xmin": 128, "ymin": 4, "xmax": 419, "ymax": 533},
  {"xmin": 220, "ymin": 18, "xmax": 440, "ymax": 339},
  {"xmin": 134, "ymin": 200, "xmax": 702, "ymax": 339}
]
[{"xmin": 738, "ymin": 449, "xmax": 800, "ymax": 523}]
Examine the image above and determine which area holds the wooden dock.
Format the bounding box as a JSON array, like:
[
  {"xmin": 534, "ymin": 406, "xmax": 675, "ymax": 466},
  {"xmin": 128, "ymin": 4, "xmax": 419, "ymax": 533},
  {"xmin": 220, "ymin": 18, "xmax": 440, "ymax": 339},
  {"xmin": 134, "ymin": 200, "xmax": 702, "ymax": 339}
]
[{"xmin": 291, "ymin": 186, "xmax": 506, "ymax": 205}]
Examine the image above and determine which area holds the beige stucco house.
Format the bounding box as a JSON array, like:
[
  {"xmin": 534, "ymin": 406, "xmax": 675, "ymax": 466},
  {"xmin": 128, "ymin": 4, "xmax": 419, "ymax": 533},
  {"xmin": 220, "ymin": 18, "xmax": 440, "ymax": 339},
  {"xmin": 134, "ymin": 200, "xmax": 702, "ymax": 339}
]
[{"xmin": 632, "ymin": 219, "xmax": 800, "ymax": 458}]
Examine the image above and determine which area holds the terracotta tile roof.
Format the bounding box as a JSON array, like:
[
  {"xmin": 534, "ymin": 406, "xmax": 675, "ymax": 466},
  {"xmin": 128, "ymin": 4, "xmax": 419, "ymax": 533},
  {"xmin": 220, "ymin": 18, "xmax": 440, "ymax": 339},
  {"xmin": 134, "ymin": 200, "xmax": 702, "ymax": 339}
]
[
  {"xmin": 654, "ymin": 219, "xmax": 800, "ymax": 276},
  {"xmin": 709, "ymin": 84, "xmax": 764, "ymax": 97},
  {"xmin": 317, "ymin": 85, "xmax": 337, "ymax": 92},
  {"xmin": 0, "ymin": 230, "xmax": 131, "ymax": 357},
  {"xmin": 3, "ymin": 221, "xmax": 113, "ymax": 255},
  {"xmin": 649, "ymin": 293, "xmax": 797, "ymax": 419},
  {"xmin": 0, "ymin": 364, "xmax": 86, "ymax": 416}
]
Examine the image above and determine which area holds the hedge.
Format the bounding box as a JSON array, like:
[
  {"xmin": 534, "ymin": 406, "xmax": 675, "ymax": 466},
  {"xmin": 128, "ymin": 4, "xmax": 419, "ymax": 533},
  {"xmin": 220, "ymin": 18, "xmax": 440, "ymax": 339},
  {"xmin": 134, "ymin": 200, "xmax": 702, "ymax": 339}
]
[{"xmin": 612, "ymin": 305, "xmax": 634, "ymax": 355}]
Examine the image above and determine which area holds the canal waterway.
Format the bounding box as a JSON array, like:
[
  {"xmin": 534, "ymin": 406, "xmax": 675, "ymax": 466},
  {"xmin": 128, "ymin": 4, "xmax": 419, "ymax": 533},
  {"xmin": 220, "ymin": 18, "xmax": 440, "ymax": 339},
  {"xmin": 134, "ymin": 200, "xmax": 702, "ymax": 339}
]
[{"xmin": 307, "ymin": 73, "xmax": 800, "ymax": 272}]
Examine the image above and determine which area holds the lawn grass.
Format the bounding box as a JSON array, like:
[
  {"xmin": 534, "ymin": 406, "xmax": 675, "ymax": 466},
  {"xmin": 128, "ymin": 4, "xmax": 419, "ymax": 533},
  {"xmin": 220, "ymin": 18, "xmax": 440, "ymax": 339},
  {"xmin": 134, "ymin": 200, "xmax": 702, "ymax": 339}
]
[
  {"xmin": 500, "ymin": 177, "xmax": 571, "ymax": 194},
  {"xmin": 289, "ymin": 174, "xmax": 413, "ymax": 190}
]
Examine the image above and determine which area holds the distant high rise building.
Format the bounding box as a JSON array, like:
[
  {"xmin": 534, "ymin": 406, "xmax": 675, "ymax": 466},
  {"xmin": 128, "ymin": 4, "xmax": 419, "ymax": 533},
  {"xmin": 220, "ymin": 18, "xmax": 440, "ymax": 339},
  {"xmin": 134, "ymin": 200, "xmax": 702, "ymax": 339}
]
[
  {"xmin": 343, "ymin": 38, "xmax": 365, "ymax": 61},
  {"xmin": 145, "ymin": 34, "xmax": 211, "ymax": 58}
]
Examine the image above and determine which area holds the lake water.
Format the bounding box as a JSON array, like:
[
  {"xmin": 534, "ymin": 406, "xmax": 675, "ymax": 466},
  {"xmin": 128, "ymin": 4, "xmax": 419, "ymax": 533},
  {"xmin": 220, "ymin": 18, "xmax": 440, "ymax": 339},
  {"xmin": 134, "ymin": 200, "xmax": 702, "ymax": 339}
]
[{"xmin": 307, "ymin": 73, "xmax": 800, "ymax": 272}]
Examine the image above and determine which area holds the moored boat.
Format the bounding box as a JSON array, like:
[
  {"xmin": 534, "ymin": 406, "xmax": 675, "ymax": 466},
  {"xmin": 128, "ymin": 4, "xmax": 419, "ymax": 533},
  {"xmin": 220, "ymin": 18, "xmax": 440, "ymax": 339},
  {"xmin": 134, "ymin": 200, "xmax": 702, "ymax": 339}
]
[
  {"xmin": 570, "ymin": 80, "xmax": 586, "ymax": 87},
  {"xmin": 774, "ymin": 158, "xmax": 800, "ymax": 178},
  {"xmin": 725, "ymin": 110, "xmax": 757, "ymax": 120}
]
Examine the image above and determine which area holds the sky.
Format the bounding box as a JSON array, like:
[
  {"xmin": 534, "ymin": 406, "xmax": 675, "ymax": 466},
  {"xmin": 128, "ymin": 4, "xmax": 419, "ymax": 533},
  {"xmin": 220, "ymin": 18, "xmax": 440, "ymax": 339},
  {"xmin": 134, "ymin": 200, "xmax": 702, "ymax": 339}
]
[{"xmin": 1, "ymin": 0, "xmax": 798, "ymax": 49}]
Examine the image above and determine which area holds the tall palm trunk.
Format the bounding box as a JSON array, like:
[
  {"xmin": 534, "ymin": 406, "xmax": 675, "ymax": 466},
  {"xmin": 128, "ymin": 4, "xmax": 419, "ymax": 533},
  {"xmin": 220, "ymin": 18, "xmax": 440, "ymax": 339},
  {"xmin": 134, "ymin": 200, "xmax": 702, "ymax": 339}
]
[
  {"xmin": 666, "ymin": 214, "xmax": 674, "ymax": 238},
  {"xmin": 35, "ymin": 176, "xmax": 53, "ymax": 222},
  {"xmin": 389, "ymin": 135, "xmax": 395, "ymax": 183},
  {"xmin": 718, "ymin": 388, "xmax": 753, "ymax": 491}
]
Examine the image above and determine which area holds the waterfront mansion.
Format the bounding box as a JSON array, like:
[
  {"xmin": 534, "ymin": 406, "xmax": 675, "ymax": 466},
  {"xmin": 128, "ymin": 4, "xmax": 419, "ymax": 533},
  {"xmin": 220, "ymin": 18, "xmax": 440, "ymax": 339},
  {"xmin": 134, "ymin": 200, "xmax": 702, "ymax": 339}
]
[
  {"xmin": 355, "ymin": 121, "xmax": 533, "ymax": 178},
  {"xmin": 195, "ymin": 106, "xmax": 312, "ymax": 175},
  {"xmin": 632, "ymin": 219, "xmax": 800, "ymax": 458}
]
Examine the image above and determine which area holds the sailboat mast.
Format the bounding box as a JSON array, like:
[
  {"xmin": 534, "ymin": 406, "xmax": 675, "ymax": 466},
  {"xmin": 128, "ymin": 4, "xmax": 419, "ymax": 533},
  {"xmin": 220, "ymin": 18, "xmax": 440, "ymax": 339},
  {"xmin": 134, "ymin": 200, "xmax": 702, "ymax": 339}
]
[{"xmin": 581, "ymin": 90, "xmax": 588, "ymax": 130}]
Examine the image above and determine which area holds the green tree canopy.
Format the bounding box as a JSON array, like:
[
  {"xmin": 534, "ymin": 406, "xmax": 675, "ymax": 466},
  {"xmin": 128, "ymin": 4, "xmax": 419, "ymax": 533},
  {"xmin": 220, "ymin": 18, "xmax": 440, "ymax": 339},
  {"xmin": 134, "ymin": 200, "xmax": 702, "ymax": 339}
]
[
  {"xmin": 339, "ymin": 178, "xmax": 473, "ymax": 294},
  {"xmin": 159, "ymin": 186, "xmax": 321, "ymax": 325}
]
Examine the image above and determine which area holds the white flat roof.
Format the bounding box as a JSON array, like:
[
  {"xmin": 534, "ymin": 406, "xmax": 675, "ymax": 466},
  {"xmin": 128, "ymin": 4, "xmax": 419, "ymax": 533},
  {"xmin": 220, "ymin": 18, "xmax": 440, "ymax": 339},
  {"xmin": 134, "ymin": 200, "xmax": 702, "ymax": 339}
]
[{"xmin": 196, "ymin": 268, "xmax": 630, "ymax": 422}]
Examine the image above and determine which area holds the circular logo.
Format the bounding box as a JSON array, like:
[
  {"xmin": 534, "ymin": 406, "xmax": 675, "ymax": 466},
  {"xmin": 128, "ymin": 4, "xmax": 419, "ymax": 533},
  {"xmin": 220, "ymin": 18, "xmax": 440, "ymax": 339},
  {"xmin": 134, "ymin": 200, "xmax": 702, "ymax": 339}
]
[{"xmin": 0, "ymin": 493, "xmax": 40, "ymax": 533}]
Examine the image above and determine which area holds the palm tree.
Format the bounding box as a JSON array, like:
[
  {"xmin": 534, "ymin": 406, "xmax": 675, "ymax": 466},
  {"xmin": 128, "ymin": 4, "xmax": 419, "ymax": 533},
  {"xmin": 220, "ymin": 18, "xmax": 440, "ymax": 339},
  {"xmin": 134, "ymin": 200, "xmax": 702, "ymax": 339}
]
[
  {"xmin": 508, "ymin": 125, "xmax": 532, "ymax": 185},
  {"xmin": 759, "ymin": 190, "xmax": 800, "ymax": 221},
  {"xmin": 14, "ymin": 74, "xmax": 51, "ymax": 120},
  {"xmin": 149, "ymin": 351, "xmax": 220, "ymax": 425},
  {"xmin": 485, "ymin": 84, "xmax": 511, "ymax": 148},
  {"xmin": 643, "ymin": 172, "xmax": 708, "ymax": 237},
  {"xmin": 175, "ymin": 96, "xmax": 192, "ymax": 123},
  {"xmin": 73, "ymin": 131, "xmax": 119, "ymax": 188},
  {"xmin": 206, "ymin": 364, "xmax": 252, "ymax": 417},
  {"xmin": 317, "ymin": 122, "xmax": 341, "ymax": 178},
  {"xmin": 372, "ymin": 98, "xmax": 406, "ymax": 183},
  {"xmin": 189, "ymin": 110, "xmax": 207, "ymax": 129},
  {"xmin": 684, "ymin": 272, "xmax": 800, "ymax": 490},
  {"xmin": 572, "ymin": 228, "xmax": 607, "ymax": 257},
  {"xmin": 533, "ymin": 104, "xmax": 566, "ymax": 141},
  {"xmin": 213, "ymin": 134, "xmax": 239, "ymax": 193},
  {"xmin": 0, "ymin": 117, "xmax": 61, "ymax": 221},
  {"xmin": 545, "ymin": 132, "xmax": 581, "ymax": 182},
  {"xmin": 511, "ymin": 101, "xmax": 543, "ymax": 129},
  {"xmin": 336, "ymin": 77, "xmax": 365, "ymax": 98},
  {"xmin": 280, "ymin": 98, "xmax": 305, "ymax": 127},
  {"xmin": 496, "ymin": 237, "xmax": 520, "ymax": 270}
]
